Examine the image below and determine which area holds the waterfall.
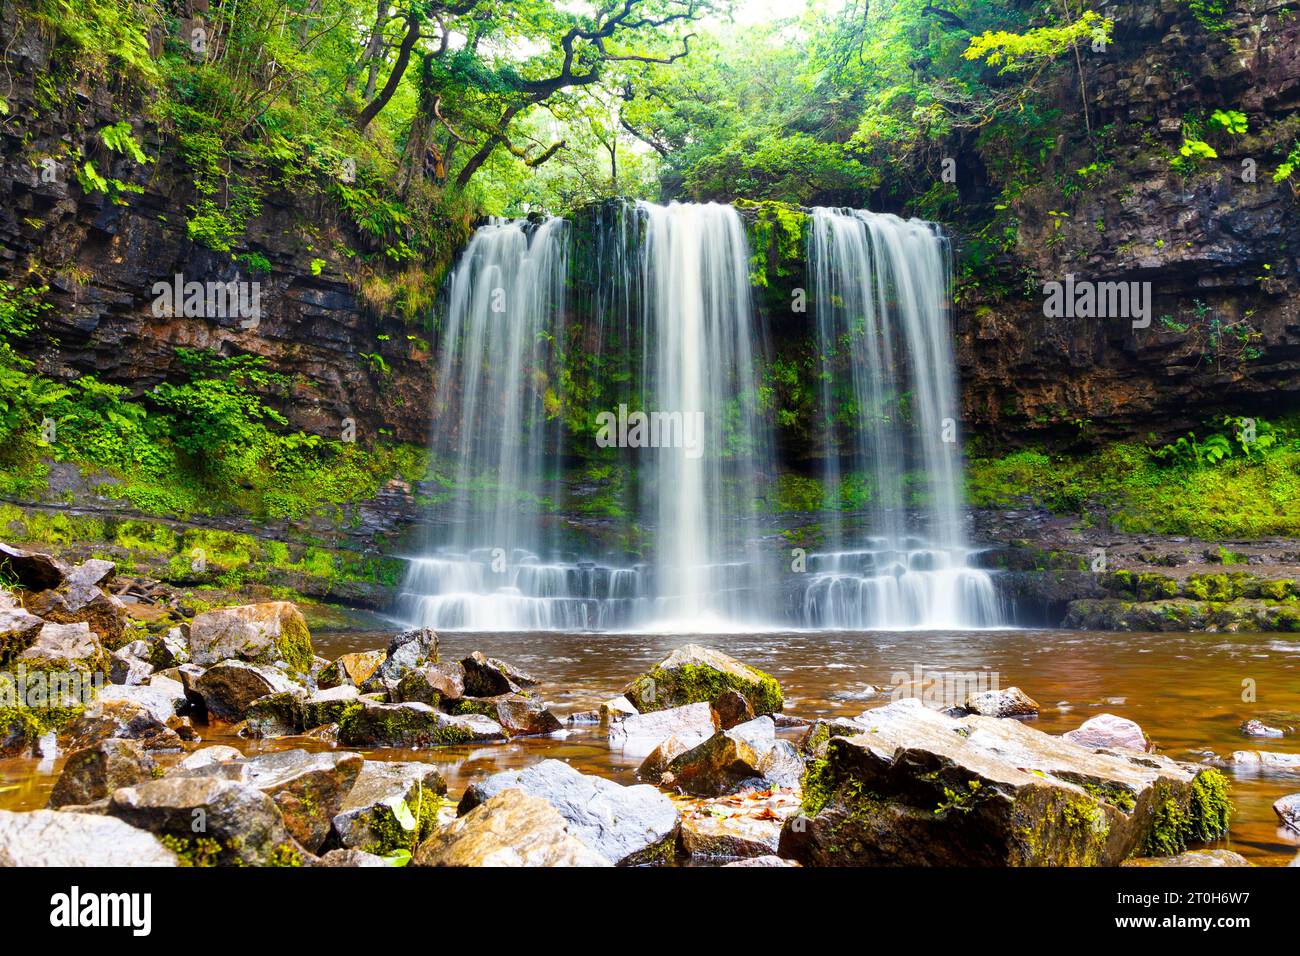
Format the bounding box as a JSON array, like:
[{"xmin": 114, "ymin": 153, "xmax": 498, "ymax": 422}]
[
  {"xmin": 396, "ymin": 202, "xmax": 1002, "ymax": 631},
  {"xmin": 799, "ymin": 208, "xmax": 1000, "ymax": 628}
]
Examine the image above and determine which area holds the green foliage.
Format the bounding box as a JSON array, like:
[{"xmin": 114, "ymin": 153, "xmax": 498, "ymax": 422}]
[
  {"xmin": 968, "ymin": 417, "xmax": 1300, "ymax": 539},
  {"xmin": 1171, "ymin": 138, "xmax": 1218, "ymax": 174},
  {"xmin": 1180, "ymin": 0, "xmax": 1232, "ymax": 33},
  {"xmin": 964, "ymin": 12, "xmax": 1112, "ymax": 74},
  {"xmin": 1209, "ymin": 109, "xmax": 1248, "ymax": 136}
]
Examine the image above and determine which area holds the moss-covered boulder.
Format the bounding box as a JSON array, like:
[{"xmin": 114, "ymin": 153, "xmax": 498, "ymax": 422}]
[
  {"xmin": 107, "ymin": 776, "xmax": 308, "ymax": 867},
  {"xmin": 0, "ymin": 607, "xmax": 45, "ymax": 666},
  {"xmin": 779, "ymin": 699, "xmax": 1232, "ymax": 866},
  {"xmin": 447, "ymin": 692, "xmax": 562, "ymax": 737},
  {"xmin": 47, "ymin": 738, "xmax": 155, "ymax": 808},
  {"xmin": 331, "ymin": 760, "xmax": 447, "ymax": 855},
  {"xmin": 338, "ymin": 700, "xmax": 504, "ymax": 748},
  {"xmin": 186, "ymin": 601, "xmax": 314, "ymax": 673},
  {"xmin": 191, "ymin": 660, "xmax": 302, "ymax": 723},
  {"xmin": 622, "ymin": 644, "xmax": 783, "ymax": 715},
  {"xmin": 318, "ymin": 650, "xmax": 385, "ymax": 690}
]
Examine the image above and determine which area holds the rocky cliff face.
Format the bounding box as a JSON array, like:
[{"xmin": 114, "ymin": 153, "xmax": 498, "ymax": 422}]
[
  {"xmin": 0, "ymin": 9, "xmax": 454, "ymax": 447},
  {"xmin": 956, "ymin": 0, "xmax": 1300, "ymax": 444},
  {"xmin": 4, "ymin": 2, "xmax": 1297, "ymax": 459}
]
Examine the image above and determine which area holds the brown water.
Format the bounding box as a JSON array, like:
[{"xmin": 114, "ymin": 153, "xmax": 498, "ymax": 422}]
[{"xmin": 4, "ymin": 627, "xmax": 1299, "ymax": 865}]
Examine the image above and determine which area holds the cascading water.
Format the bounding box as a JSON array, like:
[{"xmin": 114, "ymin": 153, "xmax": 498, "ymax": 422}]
[
  {"xmin": 799, "ymin": 208, "xmax": 1000, "ymax": 628},
  {"xmin": 396, "ymin": 202, "xmax": 1002, "ymax": 631}
]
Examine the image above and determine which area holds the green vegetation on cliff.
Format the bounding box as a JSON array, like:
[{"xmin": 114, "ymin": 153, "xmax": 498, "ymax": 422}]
[{"xmin": 968, "ymin": 417, "xmax": 1300, "ymax": 538}]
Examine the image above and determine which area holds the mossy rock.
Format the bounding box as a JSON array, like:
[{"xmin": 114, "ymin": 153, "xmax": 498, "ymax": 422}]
[{"xmin": 622, "ymin": 644, "xmax": 783, "ymax": 715}]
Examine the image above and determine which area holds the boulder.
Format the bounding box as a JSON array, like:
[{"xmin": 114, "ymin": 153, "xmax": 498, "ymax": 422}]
[
  {"xmin": 450, "ymin": 692, "xmax": 562, "ymax": 737},
  {"xmin": 1240, "ymin": 719, "xmax": 1285, "ymax": 738},
  {"xmin": 1063, "ymin": 714, "xmax": 1152, "ymax": 752},
  {"xmin": 0, "ymin": 809, "xmax": 177, "ymax": 866},
  {"xmin": 186, "ymin": 602, "xmax": 314, "ymax": 673},
  {"xmin": 458, "ymin": 759, "xmax": 679, "ymax": 866},
  {"xmin": 713, "ymin": 690, "xmax": 756, "ymax": 730},
  {"xmin": 487, "ymin": 656, "xmax": 540, "ymax": 688},
  {"xmin": 665, "ymin": 716, "xmax": 797, "ymax": 796},
  {"xmin": 799, "ymin": 717, "xmax": 867, "ymax": 758},
  {"xmin": 244, "ymin": 690, "xmax": 309, "ymax": 738},
  {"xmin": 460, "ymin": 650, "xmax": 520, "ymax": 697},
  {"xmin": 637, "ymin": 734, "xmax": 694, "ymax": 782},
  {"xmin": 109, "ymin": 641, "xmax": 154, "ymax": 686},
  {"xmin": 363, "ymin": 628, "xmax": 439, "ymax": 691},
  {"xmin": 395, "ymin": 662, "xmax": 466, "ymax": 704},
  {"xmin": 107, "ymin": 776, "xmax": 304, "ymax": 866},
  {"xmin": 414, "ymin": 789, "xmax": 612, "ymax": 867},
  {"xmin": 1274, "ymin": 793, "xmax": 1300, "ymax": 832},
  {"xmin": 65, "ymin": 559, "xmax": 115, "ymax": 590},
  {"xmin": 96, "ymin": 681, "xmax": 185, "ymax": 724},
  {"xmin": 600, "ymin": 696, "xmax": 638, "ymax": 720},
  {"xmin": 681, "ymin": 813, "xmax": 781, "ymax": 860},
  {"xmin": 1229, "ymin": 750, "xmax": 1300, "ymax": 772},
  {"xmin": 48, "ymin": 739, "xmax": 155, "ymax": 808},
  {"xmin": 963, "ymin": 686, "xmax": 1040, "ymax": 718},
  {"xmin": 0, "ymin": 607, "xmax": 44, "ymax": 665},
  {"xmin": 331, "ymin": 760, "xmax": 447, "ymax": 854},
  {"xmin": 319, "ymin": 650, "xmax": 386, "ymax": 689},
  {"xmin": 780, "ymin": 699, "xmax": 1233, "ymax": 867},
  {"xmin": 622, "ymin": 644, "xmax": 783, "ymax": 715},
  {"xmin": 191, "ymin": 661, "xmax": 302, "ymax": 722},
  {"xmin": 338, "ymin": 701, "xmax": 504, "ymax": 748},
  {"xmin": 1122, "ymin": 849, "xmax": 1253, "ymax": 867},
  {"xmin": 608, "ymin": 701, "xmax": 717, "ymax": 757},
  {"xmin": 25, "ymin": 585, "xmax": 126, "ymax": 647},
  {"xmin": 154, "ymin": 628, "xmax": 190, "ymax": 668},
  {"xmin": 174, "ymin": 746, "xmax": 243, "ymax": 772},
  {"xmin": 20, "ymin": 622, "xmax": 105, "ymax": 670},
  {"xmin": 0, "ymin": 543, "xmax": 66, "ymax": 591},
  {"xmin": 244, "ymin": 685, "xmax": 361, "ymax": 737},
  {"xmin": 63, "ymin": 699, "xmax": 183, "ymax": 752},
  {"xmin": 173, "ymin": 749, "xmax": 363, "ymax": 852}
]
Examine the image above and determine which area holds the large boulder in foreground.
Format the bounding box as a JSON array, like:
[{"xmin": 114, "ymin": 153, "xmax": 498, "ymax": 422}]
[
  {"xmin": 107, "ymin": 776, "xmax": 306, "ymax": 866},
  {"xmin": 622, "ymin": 644, "xmax": 783, "ymax": 715},
  {"xmin": 780, "ymin": 699, "xmax": 1232, "ymax": 867},
  {"xmin": 459, "ymin": 759, "xmax": 679, "ymax": 866},
  {"xmin": 414, "ymin": 789, "xmax": 612, "ymax": 867},
  {"xmin": 0, "ymin": 809, "xmax": 177, "ymax": 866},
  {"xmin": 186, "ymin": 601, "xmax": 314, "ymax": 672}
]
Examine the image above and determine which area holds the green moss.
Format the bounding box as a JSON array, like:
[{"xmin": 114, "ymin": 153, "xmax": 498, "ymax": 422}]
[
  {"xmin": 800, "ymin": 757, "xmax": 835, "ymax": 815},
  {"xmin": 1188, "ymin": 768, "xmax": 1232, "ymax": 843},
  {"xmin": 275, "ymin": 613, "xmax": 315, "ymax": 674},
  {"xmin": 627, "ymin": 661, "xmax": 784, "ymax": 715},
  {"xmin": 364, "ymin": 785, "xmax": 445, "ymax": 855},
  {"xmin": 1145, "ymin": 796, "xmax": 1189, "ymax": 856},
  {"xmin": 159, "ymin": 834, "xmax": 223, "ymax": 867},
  {"xmin": 267, "ymin": 843, "xmax": 304, "ymax": 867}
]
